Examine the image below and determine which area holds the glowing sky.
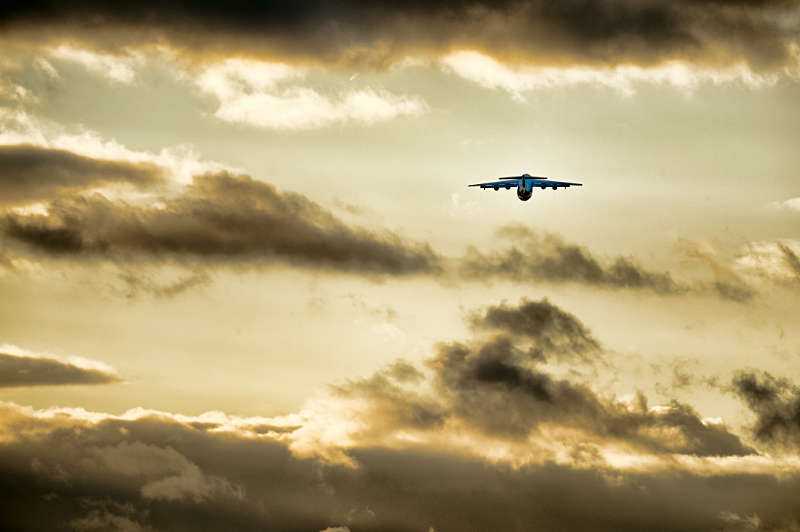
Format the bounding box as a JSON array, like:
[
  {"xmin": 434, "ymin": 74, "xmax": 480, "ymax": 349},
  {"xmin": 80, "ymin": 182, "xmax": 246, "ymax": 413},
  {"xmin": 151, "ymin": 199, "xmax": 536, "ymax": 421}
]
[{"xmin": 1, "ymin": 2, "xmax": 800, "ymax": 530}]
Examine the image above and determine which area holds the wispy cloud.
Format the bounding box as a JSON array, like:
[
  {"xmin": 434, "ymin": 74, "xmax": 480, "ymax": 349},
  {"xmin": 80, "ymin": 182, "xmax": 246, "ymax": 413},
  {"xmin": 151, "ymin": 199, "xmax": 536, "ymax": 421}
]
[
  {"xmin": 50, "ymin": 45, "xmax": 142, "ymax": 84},
  {"xmin": 196, "ymin": 59, "xmax": 427, "ymax": 129},
  {"xmin": 442, "ymin": 51, "xmax": 781, "ymax": 100},
  {"xmin": 460, "ymin": 226, "xmax": 683, "ymax": 294},
  {"xmin": 769, "ymin": 197, "xmax": 800, "ymax": 212}
]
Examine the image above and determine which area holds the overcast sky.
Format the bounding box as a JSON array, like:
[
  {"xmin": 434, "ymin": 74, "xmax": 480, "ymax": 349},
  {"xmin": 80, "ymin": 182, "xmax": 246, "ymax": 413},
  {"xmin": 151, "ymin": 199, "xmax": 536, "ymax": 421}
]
[{"xmin": 1, "ymin": 2, "xmax": 800, "ymax": 530}]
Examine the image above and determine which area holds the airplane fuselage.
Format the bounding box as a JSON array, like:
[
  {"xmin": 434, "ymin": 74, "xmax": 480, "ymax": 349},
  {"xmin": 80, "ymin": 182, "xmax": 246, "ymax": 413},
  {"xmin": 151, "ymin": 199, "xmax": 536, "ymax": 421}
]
[{"xmin": 517, "ymin": 174, "xmax": 533, "ymax": 201}]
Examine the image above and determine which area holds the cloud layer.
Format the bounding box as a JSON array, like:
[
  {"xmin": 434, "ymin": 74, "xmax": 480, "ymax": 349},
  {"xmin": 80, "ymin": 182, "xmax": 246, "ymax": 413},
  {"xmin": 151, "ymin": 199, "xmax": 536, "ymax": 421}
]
[
  {"xmin": 2, "ymin": 171, "xmax": 441, "ymax": 275},
  {"xmin": 1, "ymin": 1, "xmax": 798, "ymax": 71},
  {"xmin": 0, "ymin": 138, "xmax": 771, "ymax": 302},
  {"xmin": 0, "ymin": 398, "xmax": 795, "ymax": 532},
  {"xmin": 3, "ymin": 298, "xmax": 800, "ymax": 531}
]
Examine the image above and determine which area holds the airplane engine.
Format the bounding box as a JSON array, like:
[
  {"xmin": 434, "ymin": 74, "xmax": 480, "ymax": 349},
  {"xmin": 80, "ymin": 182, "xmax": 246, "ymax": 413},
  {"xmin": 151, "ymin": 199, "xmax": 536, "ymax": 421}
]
[{"xmin": 517, "ymin": 189, "xmax": 532, "ymax": 201}]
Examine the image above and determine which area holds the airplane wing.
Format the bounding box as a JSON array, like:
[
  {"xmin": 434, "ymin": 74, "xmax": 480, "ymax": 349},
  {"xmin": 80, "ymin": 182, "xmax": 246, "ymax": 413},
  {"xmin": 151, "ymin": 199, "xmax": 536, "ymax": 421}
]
[
  {"xmin": 527, "ymin": 179, "xmax": 582, "ymax": 188},
  {"xmin": 468, "ymin": 179, "xmax": 520, "ymax": 189}
]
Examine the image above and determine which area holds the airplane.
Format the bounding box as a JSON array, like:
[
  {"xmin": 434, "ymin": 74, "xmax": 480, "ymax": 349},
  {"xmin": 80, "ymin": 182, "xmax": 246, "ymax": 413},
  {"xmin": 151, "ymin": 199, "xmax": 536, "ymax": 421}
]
[{"xmin": 469, "ymin": 173, "xmax": 582, "ymax": 201}]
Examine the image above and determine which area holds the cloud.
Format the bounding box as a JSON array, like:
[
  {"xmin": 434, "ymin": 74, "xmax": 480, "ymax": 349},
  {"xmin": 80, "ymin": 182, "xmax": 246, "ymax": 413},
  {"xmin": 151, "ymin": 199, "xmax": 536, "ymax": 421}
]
[
  {"xmin": 116, "ymin": 270, "xmax": 212, "ymax": 299},
  {"xmin": 460, "ymin": 229, "xmax": 762, "ymax": 301},
  {"xmin": 0, "ymin": 131, "xmax": 435, "ymax": 286},
  {"xmin": 2, "ymin": 172, "xmax": 441, "ymax": 276},
  {"xmin": 1, "ymin": 299, "xmax": 798, "ymax": 530},
  {"xmin": 467, "ymin": 298, "xmax": 601, "ymax": 362},
  {"xmin": 460, "ymin": 227, "xmax": 682, "ymax": 294},
  {"xmin": 49, "ymin": 45, "xmax": 142, "ymax": 84},
  {"xmin": 326, "ymin": 361, "xmax": 447, "ymax": 445},
  {"xmin": 79, "ymin": 441, "xmax": 242, "ymax": 503},
  {"xmin": 300, "ymin": 299, "xmax": 751, "ymax": 461},
  {"xmin": 677, "ymin": 239, "xmax": 757, "ymax": 302},
  {"xmin": 0, "ymin": 109, "xmax": 233, "ymax": 185},
  {"xmin": 0, "ymin": 1, "xmax": 798, "ymax": 74},
  {"xmin": 423, "ymin": 335, "xmax": 752, "ymax": 456},
  {"xmin": 0, "ymin": 393, "xmax": 791, "ymax": 531},
  {"xmin": 0, "ymin": 344, "xmax": 120, "ymax": 387},
  {"xmin": 652, "ymin": 357, "xmax": 721, "ymax": 398},
  {"xmin": 196, "ymin": 59, "xmax": 427, "ymax": 129},
  {"xmin": 779, "ymin": 242, "xmax": 800, "ymax": 280},
  {"xmin": 735, "ymin": 240, "xmax": 800, "ymax": 285},
  {"xmin": 442, "ymin": 50, "xmax": 780, "ymax": 99},
  {"xmin": 0, "ymin": 80, "xmax": 35, "ymax": 106},
  {"xmin": 0, "ymin": 144, "xmax": 164, "ymax": 206},
  {"xmin": 769, "ymin": 196, "xmax": 800, "ymax": 212},
  {"xmin": 732, "ymin": 371, "xmax": 800, "ymax": 451},
  {"xmin": 71, "ymin": 507, "xmax": 152, "ymax": 532},
  {"xmin": 0, "ymin": 132, "xmax": 772, "ymax": 300}
]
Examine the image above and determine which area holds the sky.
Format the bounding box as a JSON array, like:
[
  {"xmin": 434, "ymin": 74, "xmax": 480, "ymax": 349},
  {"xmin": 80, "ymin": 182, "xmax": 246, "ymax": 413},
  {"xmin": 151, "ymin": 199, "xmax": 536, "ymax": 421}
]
[{"xmin": 1, "ymin": 1, "xmax": 800, "ymax": 530}]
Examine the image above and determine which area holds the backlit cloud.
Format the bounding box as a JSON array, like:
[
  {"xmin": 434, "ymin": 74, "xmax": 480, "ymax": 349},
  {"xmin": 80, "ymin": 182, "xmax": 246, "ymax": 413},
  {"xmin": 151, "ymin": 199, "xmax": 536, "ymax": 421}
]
[
  {"xmin": 441, "ymin": 50, "xmax": 781, "ymax": 99},
  {"xmin": 0, "ymin": 110, "xmax": 233, "ymax": 185},
  {"xmin": 2, "ymin": 298, "xmax": 800, "ymax": 530},
  {"xmin": 735, "ymin": 240, "xmax": 800, "ymax": 285},
  {"xmin": 0, "ymin": 343, "xmax": 120, "ymax": 387},
  {"xmin": 2, "ymin": 172, "xmax": 441, "ymax": 276},
  {"xmin": 49, "ymin": 45, "xmax": 142, "ymax": 84},
  {"xmin": 1, "ymin": 1, "xmax": 798, "ymax": 73},
  {"xmin": 196, "ymin": 59, "xmax": 427, "ymax": 129}
]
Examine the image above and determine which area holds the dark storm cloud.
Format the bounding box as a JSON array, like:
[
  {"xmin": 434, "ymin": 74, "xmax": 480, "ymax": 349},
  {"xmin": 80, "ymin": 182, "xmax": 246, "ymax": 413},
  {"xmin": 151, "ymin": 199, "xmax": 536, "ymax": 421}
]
[
  {"xmin": 467, "ymin": 298, "xmax": 601, "ymax": 360},
  {"xmin": 0, "ymin": 1, "xmax": 798, "ymax": 69},
  {"xmin": 425, "ymin": 335, "xmax": 752, "ymax": 456},
  {"xmin": 0, "ymin": 350, "xmax": 120, "ymax": 387},
  {"xmin": 461, "ymin": 227, "xmax": 683, "ymax": 294},
  {"xmin": 322, "ymin": 298, "xmax": 750, "ymax": 457},
  {"xmin": 732, "ymin": 370, "xmax": 800, "ymax": 450},
  {"xmin": 0, "ymin": 400, "xmax": 790, "ymax": 532},
  {"xmin": 427, "ymin": 335, "xmax": 601, "ymax": 435},
  {"xmin": 1, "ymin": 172, "xmax": 441, "ymax": 276},
  {"xmin": 0, "ymin": 144, "xmax": 164, "ymax": 206}
]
